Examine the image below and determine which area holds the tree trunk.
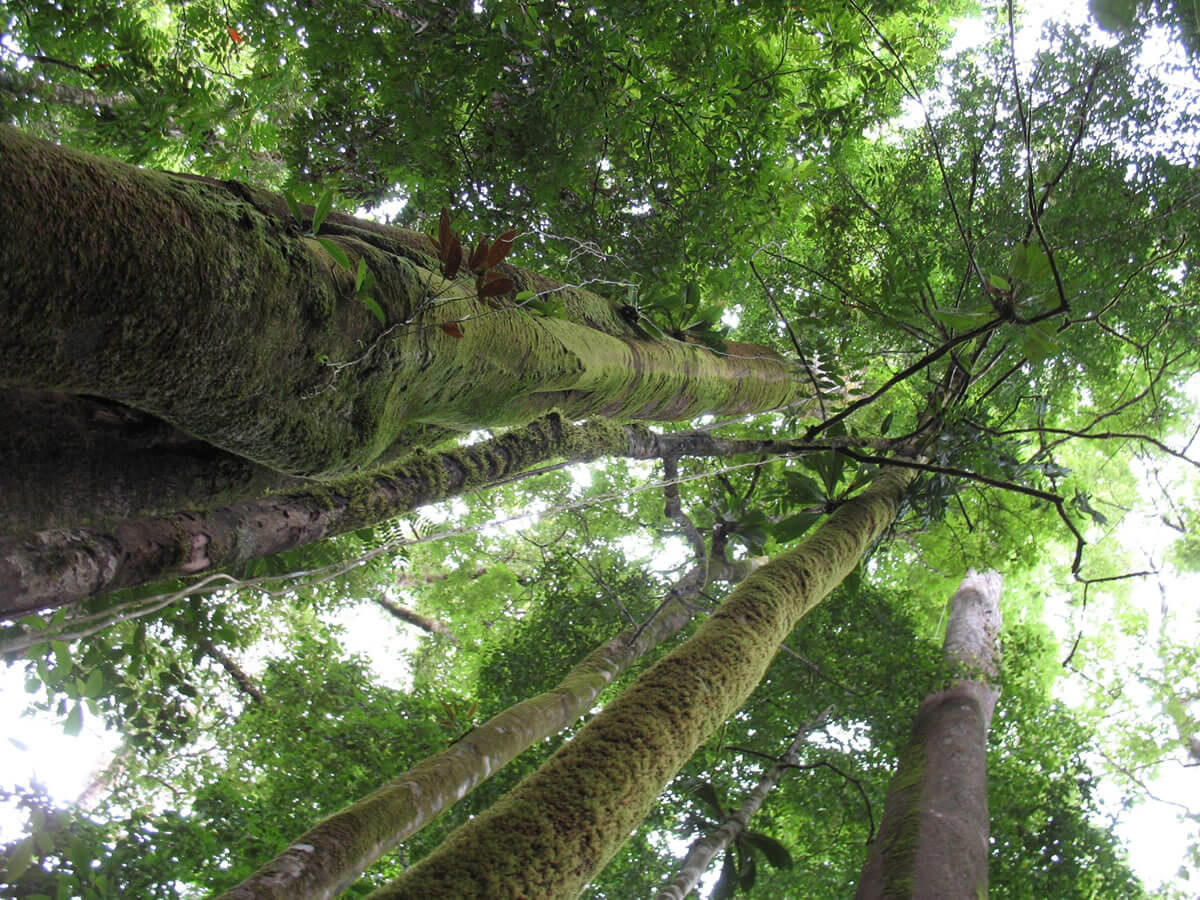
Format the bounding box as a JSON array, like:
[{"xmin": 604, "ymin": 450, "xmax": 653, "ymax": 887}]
[
  {"xmin": 0, "ymin": 126, "xmax": 808, "ymax": 491},
  {"xmin": 366, "ymin": 466, "xmax": 913, "ymax": 899},
  {"xmin": 855, "ymin": 569, "xmax": 1002, "ymax": 900},
  {"xmin": 217, "ymin": 555, "xmax": 754, "ymax": 900}
]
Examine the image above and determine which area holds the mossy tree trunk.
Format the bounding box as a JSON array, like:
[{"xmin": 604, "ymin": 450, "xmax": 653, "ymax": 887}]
[
  {"xmin": 0, "ymin": 126, "xmax": 808, "ymax": 514},
  {"xmin": 364, "ymin": 466, "xmax": 914, "ymax": 899},
  {"xmin": 855, "ymin": 569, "xmax": 1002, "ymax": 900}
]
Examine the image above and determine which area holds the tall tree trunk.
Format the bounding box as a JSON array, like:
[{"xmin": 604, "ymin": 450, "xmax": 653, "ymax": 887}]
[
  {"xmin": 366, "ymin": 466, "xmax": 914, "ymax": 899},
  {"xmin": 855, "ymin": 569, "xmax": 1002, "ymax": 900},
  {"xmin": 217, "ymin": 555, "xmax": 754, "ymax": 900},
  {"xmin": 0, "ymin": 126, "xmax": 807, "ymax": 489}
]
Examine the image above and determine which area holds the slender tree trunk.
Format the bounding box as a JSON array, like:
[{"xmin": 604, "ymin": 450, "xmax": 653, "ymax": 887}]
[
  {"xmin": 657, "ymin": 711, "xmax": 829, "ymax": 900},
  {"xmin": 374, "ymin": 597, "xmax": 459, "ymax": 645},
  {"xmin": 0, "ymin": 126, "xmax": 807, "ymax": 485},
  {"xmin": 366, "ymin": 466, "xmax": 913, "ymax": 899},
  {"xmin": 855, "ymin": 569, "xmax": 1002, "ymax": 900},
  {"xmin": 217, "ymin": 555, "xmax": 753, "ymax": 900}
]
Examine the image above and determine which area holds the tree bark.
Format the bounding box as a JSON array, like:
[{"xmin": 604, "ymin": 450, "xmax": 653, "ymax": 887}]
[
  {"xmin": 216, "ymin": 555, "xmax": 753, "ymax": 900},
  {"xmin": 367, "ymin": 466, "xmax": 914, "ymax": 899},
  {"xmin": 0, "ymin": 126, "xmax": 807, "ymax": 487},
  {"xmin": 855, "ymin": 569, "xmax": 1002, "ymax": 900}
]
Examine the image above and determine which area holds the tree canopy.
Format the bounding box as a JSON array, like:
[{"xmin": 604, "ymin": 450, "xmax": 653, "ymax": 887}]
[{"xmin": 2, "ymin": 0, "xmax": 1198, "ymax": 896}]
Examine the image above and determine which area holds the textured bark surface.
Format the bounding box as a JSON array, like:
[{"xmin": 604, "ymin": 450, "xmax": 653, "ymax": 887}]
[
  {"xmin": 370, "ymin": 466, "xmax": 914, "ymax": 899},
  {"xmin": 1, "ymin": 126, "xmax": 807, "ymax": 487},
  {"xmin": 216, "ymin": 555, "xmax": 749, "ymax": 900},
  {"xmin": 855, "ymin": 569, "xmax": 1002, "ymax": 900}
]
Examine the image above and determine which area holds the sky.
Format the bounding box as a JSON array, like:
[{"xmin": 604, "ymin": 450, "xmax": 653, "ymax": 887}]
[{"xmin": 2, "ymin": 0, "xmax": 1198, "ymax": 894}]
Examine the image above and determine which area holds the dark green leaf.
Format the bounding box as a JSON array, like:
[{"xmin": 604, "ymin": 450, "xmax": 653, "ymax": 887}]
[
  {"xmin": 1020, "ymin": 323, "xmax": 1058, "ymax": 364},
  {"xmin": 311, "ymin": 188, "xmax": 334, "ymax": 234},
  {"xmin": 712, "ymin": 852, "xmax": 739, "ymax": 900},
  {"xmin": 742, "ymin": 831, "xmax": 794, "ymax": 869},
  {"xmin": 783, "ymin": 471, "xmax": 826, "ymax": 504},
  {"xmin": 317, "ymin": 237, "xmax": 352, "ymax": 271},
  {"xmin": 931, "ymin": 307, "xmax": 993, "ymax": 330},
  {"xmin": 773, "ymin": 512, "xmax": 821, "ymax": 543},
  {"xmin": 358, "ymin": 294, "xmax": 387, "ymax": 325},
  {"xmin": 692, "ymin": 781, "xmax": 724, "ymax": 818},
  {"xmin": 283, "ymin": 189, "xmax": 303, "ymax": 227}
]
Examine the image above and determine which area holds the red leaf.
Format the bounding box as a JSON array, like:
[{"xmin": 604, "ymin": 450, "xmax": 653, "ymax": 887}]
[
  {"xmin": 443, "ymin": 238, "xmax": 463, "ymax": 279},
  {"xmin": 468, "ymin": 237, "xmax": 489, "ymax": 274},
  {"xmin": 227, "ymin": 26, "xmax": 245, "ymax": 44},
  {"xmin": 439, "ymin": 321, "xmax": 465, "ymax": 338},
  {"xmin": 479, "ymin": 277, "xmax": 515, "ymax": 298},
  {"xmin": 438, "ymin": 207, "xmax": 451, "ymax": 256},
  {"xmin": 486, "ymin": 229, "xmax": 518, "ymax": 267}
]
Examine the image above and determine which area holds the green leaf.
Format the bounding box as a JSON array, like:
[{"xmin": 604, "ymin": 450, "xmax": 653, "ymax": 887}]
[
  {"xmin": 64, "ymin": 701, "xmax": 83, "ymax": 736},
  {"xmin": 783, "ymin": 470, "xmax": 826, "ymax": 504},
  {"xmin": 83, "ymin": 668, "xmax": 104, "ymax": 698},
  {"xmin": 1089, "ymin": 0, "xmax": 1137, "ymax": 32},
  {"xmin": 355, "ymin": 257, "xmax": 368, "ymax": 290},
  {"xmin": 52, "ymin": 641, "xmax": 71, "ymax": 674},
  {"xmin": 311, "ymin": 188, "xmax": 334, "ymax": 234},
  {"xmin": 773, "ymin": 512, "xmax": 821, "ymax": 543},
  {"xmin": 515, "ymin": 290, "xmax": 535, "ymax": 302},
  {"xmin": 738, "ymin": 850, "xmax": 757, "ymax": 890},
  {"xmin": 880, "ymin": 411, "xmax": 894, "ymax": 435},
  {"xmin": 931, "ymin": 307, "xmax": 992, "ymax": 330},
  {"xmin": 1020, "ymin": 322, "xmax": 1058, "ymax": 364},
  {"xmin": 712, "ymin": 852, "xmax": 739, "ymax": 900},
  {"xmin": 987, "ymin": 273, "xmax": 1011, "ymax": 291},
  {"xmin": 807, "ymin": 451, "xmax": 844, "ymax": 495},
  {"xmin": 283, "ymin": 189, "xmax": 303, "ymax": 226},
  {"xmin": 358, "ymin": 294, "xmax": 387, "ymax": 325},
  {"xmin": 742, "ymin": 831, "xmax": 794, "ymax": 869},
  {"xmin": 4, "ymin": 836, "xmax": 35, "ymax": 882},
  {"xmin": 692, "ymin": 781, "xmax": 724, "ymax": 818},
  {"xmin": 316, "ymin": 237, "xmax": 352, "ymax": 271}
]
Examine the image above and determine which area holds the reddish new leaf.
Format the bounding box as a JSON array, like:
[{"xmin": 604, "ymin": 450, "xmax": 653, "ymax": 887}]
[
  {"xmin": 486, "ymin": 229, "xmax": 518, "ymax": 268},
  {"xmin": 443, "ymin": 238, "xmax": 463, "ymax": 279},
  {"xmin": 227, "ymin": 26, "xmax": 245, "ymax": 44},
  {"xmin": 479, "ymin": 277, "xmax": 515, "ymax": 298},
  {"xmin": 468, "ymin": 237, "xmax": 490, "ymax": 274},
  {"xmin": 439, "ymin": 321, "xmax": 465, "ymax": 338}
]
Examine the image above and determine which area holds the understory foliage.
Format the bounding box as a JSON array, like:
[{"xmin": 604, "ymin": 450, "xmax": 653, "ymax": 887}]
[{"xmin": 2, "ymin": 0, "xmax": 1199, "ymax": 896}]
